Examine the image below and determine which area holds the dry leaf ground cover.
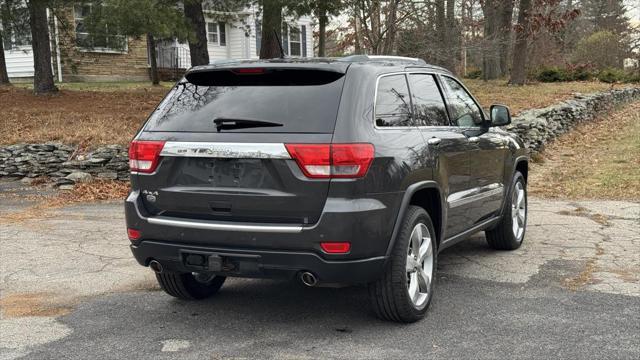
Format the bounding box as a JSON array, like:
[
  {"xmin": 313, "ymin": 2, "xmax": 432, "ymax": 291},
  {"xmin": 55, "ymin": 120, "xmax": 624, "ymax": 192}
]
[
  {"xmin": 1, "ymin": 80, "xmax": 613, "ymax": 147},
  {"xmin": 529, "ymin": 101, "xmax": 640, "ymax": 200},
  {"xmin": 0, "ymin": 85, "xmax": 166, "ymax": 146}
]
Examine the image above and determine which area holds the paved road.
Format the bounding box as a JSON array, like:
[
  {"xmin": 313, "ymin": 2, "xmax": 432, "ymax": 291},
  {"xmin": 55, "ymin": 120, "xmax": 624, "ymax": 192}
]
[{"xmin": 1, "ymin": 182, "xmax": 639, "ymax": 359}]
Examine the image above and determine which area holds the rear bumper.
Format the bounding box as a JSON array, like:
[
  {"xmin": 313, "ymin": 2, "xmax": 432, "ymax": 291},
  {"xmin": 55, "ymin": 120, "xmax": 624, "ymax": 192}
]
[
  {"xmin": 125, "ymin": 190, "xmax": 399, "ymax": 284},
  {"xmin": 131, "ymin": 241, "xmax": 386, "ymax": 284}
]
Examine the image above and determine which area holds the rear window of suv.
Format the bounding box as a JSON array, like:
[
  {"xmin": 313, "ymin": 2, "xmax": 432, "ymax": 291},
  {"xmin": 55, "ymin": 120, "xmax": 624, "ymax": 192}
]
[{"xmin": 143, "ymin": 69, "xmax": 346, "ymax": 133}]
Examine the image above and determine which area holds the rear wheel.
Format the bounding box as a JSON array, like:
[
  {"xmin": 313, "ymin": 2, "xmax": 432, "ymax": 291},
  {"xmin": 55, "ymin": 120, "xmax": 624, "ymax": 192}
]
[
  {"xmin": 369, "ymin": 206, "xmax": 437, "ymax": 323},
  {"xmin": 485, "ymin": 171, "xmax": 527, "ymax": 250},
  {"xmin": 155, "ymin": 272, "xmax": 226, "ymax": 300}
]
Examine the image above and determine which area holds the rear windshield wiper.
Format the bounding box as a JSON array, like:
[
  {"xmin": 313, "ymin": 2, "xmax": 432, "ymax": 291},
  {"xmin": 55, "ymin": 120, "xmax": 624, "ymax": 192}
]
[{"xmin": 213, "ymin": 118, "xmax": 283, "ymax": 132}]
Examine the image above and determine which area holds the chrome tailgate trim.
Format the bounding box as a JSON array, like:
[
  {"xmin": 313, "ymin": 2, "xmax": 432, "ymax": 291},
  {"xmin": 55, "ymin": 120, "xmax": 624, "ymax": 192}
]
[{"xmin": 160, "ymin": 142, "xmax": 291, "ymax": 159}]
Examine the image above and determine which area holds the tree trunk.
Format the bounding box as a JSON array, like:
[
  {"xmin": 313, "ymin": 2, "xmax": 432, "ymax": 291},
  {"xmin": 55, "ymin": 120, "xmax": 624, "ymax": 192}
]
[
  {"xmin": 370, "ymin": 0, "xmax": 381, "ymax": 54},
  {"xmin": 259, "ymin": 0, "xmax": 283, "ymax": 59},
  {"xmin": 482, "ymin": 0, "xmax": 501, "ymax": 80},
  {"xmin": 510, "ymin": 0, "xmax": 532, "ymax": 85},
  {"xmin": 0, "ymin": 33, "xmax": 10, "ymax": 86},
  {"xmin": 184, "ymin": 0, "xmax": 209, "ymax": 66},
  {"xmin": 147, "ymin": 33, "xmax": 159, "ymax": 85},
  {"xmin": 382, "ymin": 0, "xmax": 398, "ymax": 55},
  {"xmin": 318, "ymin": 10, "xmax": 327, "ymax": 57},
  {"xmin": 435, "ymin": 0, "xmax": 446, "ymax": 66},
  {"xmin": 444, "ymin": 0, "xmax": 456, "ymax": 72},
  {"xmin": 499, "ymin": 1, "xmax": 514, "ymax": 77},
  {"xmin": 27, "ymin": 0, "xmax": 57, "ymax": 94},
  {"xmin": 354, "ymin": 17, "xmax": 362, "ymax": 54}
]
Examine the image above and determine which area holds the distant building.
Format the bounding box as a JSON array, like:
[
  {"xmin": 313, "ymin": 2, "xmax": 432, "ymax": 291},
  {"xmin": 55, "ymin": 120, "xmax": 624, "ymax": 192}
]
[{"xmin": 2, "ymin": 3, "xmax": 314, "ymax": 82}]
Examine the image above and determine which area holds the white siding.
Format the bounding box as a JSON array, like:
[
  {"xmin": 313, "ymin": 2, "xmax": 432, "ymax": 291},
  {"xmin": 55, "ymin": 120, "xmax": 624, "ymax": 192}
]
[
  {"xmin": 4, "ymin": 46, "xmax": 34, "ymax": 78},
  {"xmin": 157, "ymin": 10, "xmax": 311, "ymax": 68},
  {"xmin": 299, "ymin": 18, "xmax": 314, "ymax": 57}
]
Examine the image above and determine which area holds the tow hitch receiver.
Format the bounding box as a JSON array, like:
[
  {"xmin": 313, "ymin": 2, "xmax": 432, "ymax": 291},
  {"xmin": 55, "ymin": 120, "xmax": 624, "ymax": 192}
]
[{"xmin": 181, "ymin": 250, "xmax": 260, "ymax": 274}]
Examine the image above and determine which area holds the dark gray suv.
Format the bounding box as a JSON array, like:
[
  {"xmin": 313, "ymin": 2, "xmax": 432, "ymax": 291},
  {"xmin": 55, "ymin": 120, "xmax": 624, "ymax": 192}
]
[{"xmin": 125, "ymin": 55, "xmax": 528, "ymax": 323}]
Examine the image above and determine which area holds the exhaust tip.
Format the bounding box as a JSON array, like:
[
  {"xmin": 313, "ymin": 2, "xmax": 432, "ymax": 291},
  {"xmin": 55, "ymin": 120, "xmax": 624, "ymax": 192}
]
[
  {"xmin": 149, "ymin": 260, "xmax": 163, "ymax": 274},
  {"xmin": 299, "ymin": 271, "xmax": 318, "ymax": 287}
]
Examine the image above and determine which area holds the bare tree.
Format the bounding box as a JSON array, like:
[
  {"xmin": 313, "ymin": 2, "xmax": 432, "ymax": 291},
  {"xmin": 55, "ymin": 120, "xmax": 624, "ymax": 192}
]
[
  {"xmin": 347, "ymin": 0, "xmax": 412, "ymax": 55},
  {"xmin": 499, "ymin": 0, "xmax": 514, "ymax": 76},
  {"xmin": 510, "ymin": 0, "xmax": 531, "ymax": 85},
  {"xmin": 445, "ymin": 0, "xmax": 456, "ymax": 71},
  {"xmin": 481, "ymin": 0, "xmax": 513, "ymax": 80}
]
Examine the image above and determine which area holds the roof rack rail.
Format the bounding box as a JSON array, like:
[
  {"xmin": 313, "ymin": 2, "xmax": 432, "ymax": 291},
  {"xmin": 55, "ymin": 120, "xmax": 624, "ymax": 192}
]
[{"xmin": 337, "ymin": 55, "xmax": 427, "ymax": 65}]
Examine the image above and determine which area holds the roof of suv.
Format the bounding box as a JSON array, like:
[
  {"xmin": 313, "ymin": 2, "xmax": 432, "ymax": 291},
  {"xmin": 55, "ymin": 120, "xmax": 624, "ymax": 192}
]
[{"xmin": 185, "ymin": 55, "xmax": 452, "ymax": 77}]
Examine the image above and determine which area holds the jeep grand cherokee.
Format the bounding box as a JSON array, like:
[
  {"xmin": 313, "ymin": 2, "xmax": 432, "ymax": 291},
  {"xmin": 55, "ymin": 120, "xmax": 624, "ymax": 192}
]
[{"xmin": 125, "ymin": 55, "xmax": 528, "ymax": 323}]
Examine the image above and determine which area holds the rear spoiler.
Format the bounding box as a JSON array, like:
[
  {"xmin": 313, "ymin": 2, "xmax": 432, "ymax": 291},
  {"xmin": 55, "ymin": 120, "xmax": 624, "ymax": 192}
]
[{"xmin": 185, "ymin": 62, "xmax": 349, "ymax": 86}]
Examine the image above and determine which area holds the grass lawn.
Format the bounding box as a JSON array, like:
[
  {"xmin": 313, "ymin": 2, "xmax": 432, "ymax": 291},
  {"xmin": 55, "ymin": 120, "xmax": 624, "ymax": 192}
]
[
  {"xmin": 464, "ymin": 79, "xmax": 613, "ymax": 115},
  {"xmin": 529, "ymin": 100, "xmax": 640, "ymax": 201},
  {"xmin": 13, "ymin": 81, "xmax": 174, "ymax": 92},
  {"xmin": 0, "ymin": 80, "xmax": 623, "ymax": 147}
]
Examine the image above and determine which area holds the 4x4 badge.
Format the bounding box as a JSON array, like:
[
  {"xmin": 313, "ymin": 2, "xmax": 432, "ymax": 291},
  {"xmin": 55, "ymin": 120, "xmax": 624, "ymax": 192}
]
[{"xmin": 142, "ymin": 190, "xmax": 158, "ymax": 203}]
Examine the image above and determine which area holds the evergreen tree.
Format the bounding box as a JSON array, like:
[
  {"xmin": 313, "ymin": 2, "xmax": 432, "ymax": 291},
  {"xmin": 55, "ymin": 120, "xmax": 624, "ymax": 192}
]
[{"xmin": 83, "ymin": 0, "xmax": 191, "ymax": 84}]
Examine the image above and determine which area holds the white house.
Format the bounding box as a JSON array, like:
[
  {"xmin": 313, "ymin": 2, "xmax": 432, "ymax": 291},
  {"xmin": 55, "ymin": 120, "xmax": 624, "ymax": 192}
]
[
  {"xmin": 2, "ymin": 3, "xmax": 315, "ymax": 82},
  {"xmin": 157, "ymin": 6, "xmax": 314, "ymax": 71},
  {"xmin": 2, "ymin": 10, "xmax": 35, "ymax": 79}
]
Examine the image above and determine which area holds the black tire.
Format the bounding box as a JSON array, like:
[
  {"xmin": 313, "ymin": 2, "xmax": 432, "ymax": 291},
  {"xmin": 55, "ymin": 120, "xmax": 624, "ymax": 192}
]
[
  {"xmin": 486, "ymin": 171, "xmax": 527, "ymax": 250},
  {"xmin": 155, "ymin": 272, "xmax": 226, "ymax": 300},
  {"xmin": 369, "ymin": 206, "xmax": 437, "ymax": 323}
]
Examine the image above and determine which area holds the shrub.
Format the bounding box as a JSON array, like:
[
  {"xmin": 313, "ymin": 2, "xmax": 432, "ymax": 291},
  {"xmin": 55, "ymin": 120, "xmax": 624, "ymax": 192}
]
[
  {"xmin": 623, "ymin": 71, "xmax": 640, "ymax": 83},
  {"xmin": 571, "ymin": 31, "xmax": 625, "ymax": 70},
  {"xmin": 566, "ymin": 63, "xmax": 595, "ymax": 81},
  {"xmin": 465, "ymin": 68, "xmax": 482, "ymax": 79},
  {"xmin": 535, "ymin": 67, "xmax": 568, "ymax": 82},
  {"xmin": 597, "ymin": 68, "xmax": 625, "ymax": 83}
]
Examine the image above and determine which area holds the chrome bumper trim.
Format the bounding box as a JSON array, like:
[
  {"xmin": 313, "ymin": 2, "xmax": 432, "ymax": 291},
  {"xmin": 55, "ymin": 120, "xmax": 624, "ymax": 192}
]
[{"xmin": 147, "ymin": 216, "xmax": 303, "ymax": 233}]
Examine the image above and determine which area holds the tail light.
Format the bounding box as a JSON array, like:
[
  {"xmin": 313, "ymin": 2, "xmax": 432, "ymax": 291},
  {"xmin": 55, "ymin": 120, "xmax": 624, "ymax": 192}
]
[
  {"xmin": 285, "ymin": 143, "xmax": 374, "ymax": 179},
  {"xmin": 128, "ymin": 140, "xmax": 165, "ymax": 173}
]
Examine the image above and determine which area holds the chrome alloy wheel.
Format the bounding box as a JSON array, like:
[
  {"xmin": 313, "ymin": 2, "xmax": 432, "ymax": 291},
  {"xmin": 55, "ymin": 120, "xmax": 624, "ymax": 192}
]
[
  {"xmin": 406, "ymin": 223, "xmax": 434, "ymax": 308},
  {"xmin": 511, "ymin": 181, "xmax": 526, "ymax": 241}
]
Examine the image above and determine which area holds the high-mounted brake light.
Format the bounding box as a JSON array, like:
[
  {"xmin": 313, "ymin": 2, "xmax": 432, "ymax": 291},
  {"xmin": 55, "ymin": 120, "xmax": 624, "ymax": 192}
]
[
  {"xmin": 232, "ymin": 68, "xmax": 266, "ymax": 74},
  {"xmin": 285, "ymin": 143, "xmax": 374, "ymax": 179},
  {"xmin": 128, "ymin": 140, "xmax": 165, "ymax": 173}
]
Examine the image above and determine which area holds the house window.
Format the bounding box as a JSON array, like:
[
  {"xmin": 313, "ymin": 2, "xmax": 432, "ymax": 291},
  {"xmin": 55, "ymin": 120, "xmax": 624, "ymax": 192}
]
[
  {"xmin": 207, "ymin": 22, "xmax": 226, "ymax": 46},
  {"xmin": 74, "ymin": 4, "xmax": 126, "ymax": 52},
  {"xmin": 282, "ymin": 24, "xmax": 307, "ymax": 57},
  {"xmin": 0, "ymin": 5, "xmax": 31, "ymax": 50}
]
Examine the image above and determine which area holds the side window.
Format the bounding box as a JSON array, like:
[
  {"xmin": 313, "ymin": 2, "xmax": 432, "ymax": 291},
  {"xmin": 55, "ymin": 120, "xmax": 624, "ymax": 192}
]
[
  {"xmin": 375, "ymin": 74, "xmax": 412, "ymax": 127},
  {"xmin": 441, "ymin": 76, "xmax": 484, "ymax": 127},
  {"xmin": 408, "ymin": 74, "xmax": 449, "ymax": 126}
]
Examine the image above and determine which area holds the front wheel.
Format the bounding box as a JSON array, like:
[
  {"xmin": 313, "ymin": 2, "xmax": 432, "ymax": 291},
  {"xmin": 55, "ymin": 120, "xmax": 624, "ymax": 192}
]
[
  {"xmin": 485, "ymin": 171, "xmax": 527, "ymax": 250},
  {"xmin": 369, "ymin": 206, "xmax": 437, "ymax": 323},
  {"xmin": 156, "ymin": 271, "xmax": 226, "ymax": 300}
]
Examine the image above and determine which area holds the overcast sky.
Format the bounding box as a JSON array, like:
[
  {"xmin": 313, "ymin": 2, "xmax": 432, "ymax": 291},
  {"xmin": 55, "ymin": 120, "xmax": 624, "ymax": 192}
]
[{"xmin": 627, "ymin": 0, "xmax": 640, "ymax": 23}]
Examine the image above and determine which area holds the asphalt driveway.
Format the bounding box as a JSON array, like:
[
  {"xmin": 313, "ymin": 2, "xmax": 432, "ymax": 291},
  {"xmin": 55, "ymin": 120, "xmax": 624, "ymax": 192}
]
[{"xmin": 1, "ymin": 181, "xmax": 638, "ymax": 359}]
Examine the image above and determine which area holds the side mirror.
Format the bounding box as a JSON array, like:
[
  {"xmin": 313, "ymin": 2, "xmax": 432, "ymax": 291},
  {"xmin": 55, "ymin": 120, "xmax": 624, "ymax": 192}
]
[{"xmin": 490, "ymin": 104, "xmax": 511, "ymax": 127}]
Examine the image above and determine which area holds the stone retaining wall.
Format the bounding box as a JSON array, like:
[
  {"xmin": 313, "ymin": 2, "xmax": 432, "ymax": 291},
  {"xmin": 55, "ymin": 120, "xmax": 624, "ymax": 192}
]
[
  {"xmin": 507, "ymin": 87, "xmax": 640, "ymax": 152},
  {"xmin": 1, "ymin": 87, "xmax": 639, "ymax": 187},
  {"xmin": 0, "ymin": 144, "xmax": 129, "ymax": 187}
]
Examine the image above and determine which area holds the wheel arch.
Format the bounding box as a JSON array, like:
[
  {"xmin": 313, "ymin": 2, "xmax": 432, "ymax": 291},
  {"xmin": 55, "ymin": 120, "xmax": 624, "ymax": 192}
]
[
  {"xmin": 385, "ymin": 181, "xmax": 445, "ymax": 258},
  {"xmin": 498, "ymin": 156, "xmax": 529, "ymax": 218},
  {"xmin": 515, "ymin": 156, "xmax": 529, "ymax": 182}
]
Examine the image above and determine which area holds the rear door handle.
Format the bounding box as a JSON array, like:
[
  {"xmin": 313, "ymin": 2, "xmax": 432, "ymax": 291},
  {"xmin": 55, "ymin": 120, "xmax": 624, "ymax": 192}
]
[
  {"xmin": 468, "ymin": 136, "xmax": 480, "ymax": 144},
  {"xmin": 427, "ymin": 137, "xmax": 441, "ymax": 146}
]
